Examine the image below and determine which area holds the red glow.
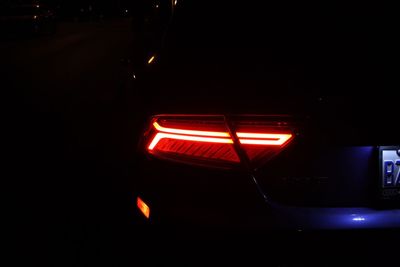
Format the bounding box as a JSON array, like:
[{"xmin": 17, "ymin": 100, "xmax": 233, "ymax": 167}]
[
  {"xmin": 153, "ymin": 122, "xmax": 230, "ymax": 137},
  {"xmin": 148, "ymin": 133, "xmax": 233, "ymax": 150},
  {"xmin": 148, "ymin": 122, "xmax": 233, "ymax": 150},
  {"xmin": 137, "ymin": 197, "xmax": 150, "ymax": 219},
  {"xmin": 146, "ymin": 118, "xmax": 294, "ymax": 167},
  {"xmin": 237, "ymin": 132, "xmax": 292, "ymax": 146},
  {"xmin": 148, "ymin": 121, "xmax": 292, "ymax": 150}
]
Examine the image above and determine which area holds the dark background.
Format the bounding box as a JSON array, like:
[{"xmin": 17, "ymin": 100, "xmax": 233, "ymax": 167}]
[{"xmin": 2, "ymin": 1, "xmax": 138, "ymax": 265}]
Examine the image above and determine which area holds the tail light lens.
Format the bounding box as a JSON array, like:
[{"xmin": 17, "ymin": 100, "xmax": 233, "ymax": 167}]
[
  {"xmin": 144, "ymin": 115, "xmax": 295, "ymax": 169},
  {"xmin": 233, "ymin": 118, "xmax": 294, "ymax": 167},
  {"xmin": 146, "ymin": 115, "xmax": 240, "ymax": 168}
]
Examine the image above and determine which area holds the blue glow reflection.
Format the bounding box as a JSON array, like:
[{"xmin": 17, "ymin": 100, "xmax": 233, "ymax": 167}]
[
  {"xmin": 271, "ymin": 203, "xmax": 400, "ymax": 229},
  {"xmin": 266, "ymin": 146, "xmax": 400, "ymax": 229}
]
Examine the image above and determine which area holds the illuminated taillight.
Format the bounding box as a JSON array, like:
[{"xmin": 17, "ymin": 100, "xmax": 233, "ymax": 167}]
[
  {"xmin": 233, "ymin": 117, "xmax": 294, "ymax": 165},
  {"xmin": 146, "ymin": 116, "xmax": 240, "ymax": 168},
  {"xmin": 144, "ymin": 115, "xmax": 295, "ymax": 169},
  {"xmin": 236, "ymin": 132, "xmax": 292, "ymax": 146}
]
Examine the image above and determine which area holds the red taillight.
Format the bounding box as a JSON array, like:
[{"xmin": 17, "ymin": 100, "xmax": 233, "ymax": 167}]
[
  {"xmin": 145, "ymin": 115, "xmax": 295, "ymax": 169},
  {"xmin": 237, "ymin": 132, "xmax": 292, "ymax": 146},
  {"xmin": 146, "ymin": 116, "xmax": 240, "ymax": 167},
  {"xmin": 148, "ymin": 122, "xmax": 234, "ymax": 151}
]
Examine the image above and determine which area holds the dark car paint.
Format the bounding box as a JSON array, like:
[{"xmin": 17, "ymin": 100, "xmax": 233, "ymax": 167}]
[{"xmin": 124, "ymin": 1, "xmax": 399, "ymax": 233}]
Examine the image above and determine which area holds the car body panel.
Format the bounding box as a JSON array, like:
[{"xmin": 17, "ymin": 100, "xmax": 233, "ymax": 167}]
[{"xmin": 129, "ymin": 0, "xmax": 399, "ymax": 230}]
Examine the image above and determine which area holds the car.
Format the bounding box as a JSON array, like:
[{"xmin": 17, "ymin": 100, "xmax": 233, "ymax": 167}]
[
  {"xmin": 125, "ymin": 0, "xmax": 399, "ymax": 260},
  {"xmin": 0, "ymin": 4, "xmax": 56, "ymax": 37}
]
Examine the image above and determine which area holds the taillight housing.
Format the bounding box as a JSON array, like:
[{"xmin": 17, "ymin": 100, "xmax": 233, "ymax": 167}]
[
  {"xmin": 232, "ymin": 117, "xmax": 295, "ymax": 167},
  {"xmin": 144, "ymin": 115, "xmax": 295, "ymax": 170}
]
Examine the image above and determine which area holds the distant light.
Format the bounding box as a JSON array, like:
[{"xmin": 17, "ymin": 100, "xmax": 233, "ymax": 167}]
[
  {"xmin": 147, "ymin": 55, "xmax": 156, "ymax": 64},
  {"xmin": 155, "ymin": 4, "xmax": 159, "ymax": 8},
  {"xmin": 33, "ymin": 15, "xmax": 38, "ymax": 19},
  {"xmin": 352, "ymin": 217, "xmax": 365, "ymax": 221},
  {"xmin": 125, "ymin": 9, "xmax": 128, "ymax": 13},
  {"xmin": 36, "ymin": 5, "xmax": 40, "ymax": 8},
  {"xmin": 174, "ymin": 0, "xmax": 178, "ymax": 6}
]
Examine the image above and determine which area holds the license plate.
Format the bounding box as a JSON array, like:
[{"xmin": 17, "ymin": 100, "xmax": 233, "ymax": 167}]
[{"xmin": 379, "ymin": 146, "xmax": 400, "ymax": 200}]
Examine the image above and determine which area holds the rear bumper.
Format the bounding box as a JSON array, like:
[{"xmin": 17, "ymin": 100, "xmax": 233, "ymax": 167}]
[
  {"xmin": 266, "ymin": 202, "xmax": 400, "ymax": 230},
  {"xmin": 134, "ymin": 158, "xmax": 400, "ymax": 230},
  {"xmin": 131, "ymin": 158, "xmax": 400, "ymax": 266}
]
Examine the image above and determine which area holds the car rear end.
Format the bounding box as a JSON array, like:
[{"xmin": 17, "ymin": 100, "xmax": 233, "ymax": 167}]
[
  {"xmin": 134, "ymin": 111, "xmax": 399, "ymax": 226},
  {"xmin": 130, "ymin": 108, "xmax": 399, "ymax": 265},
  {"xmin": 127, "ymin": 0, "xmax": 399, "ymax": 262}
]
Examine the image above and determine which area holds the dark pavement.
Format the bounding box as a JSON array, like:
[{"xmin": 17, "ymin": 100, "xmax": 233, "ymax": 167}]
[
  {"xmin": 2, "ymin": 19, "xmax": 133, "ymax": 109},
  {"xmin": 3, "ymin": 19, "xmax": 144, "ymax": 266}
]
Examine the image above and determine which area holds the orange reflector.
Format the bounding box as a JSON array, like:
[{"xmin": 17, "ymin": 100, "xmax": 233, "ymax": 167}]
[{"xmin": 137, "ymin": 197, "xmax": 150, "ymax": 219}]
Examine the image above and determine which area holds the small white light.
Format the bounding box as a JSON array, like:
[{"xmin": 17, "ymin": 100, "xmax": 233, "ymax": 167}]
[{"xmin": 147, "ymin": 55, "xmax": 156, "ymax": 64}]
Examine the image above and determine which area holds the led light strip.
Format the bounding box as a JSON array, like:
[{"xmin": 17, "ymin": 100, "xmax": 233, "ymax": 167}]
[
  {"xmin": 148, "ymin": 121, "xmax": 293, "ymax": 150},
  {"xmin": 148, "ymin": 133, "xmax": 233, "ymax": 150},
  {"xmin": 237, "ymin": 132, "xmax": 293, "ymax": 146},
  {"xmin": 153, "ymin": 122, "xmax": 231, "ymax": 137}
]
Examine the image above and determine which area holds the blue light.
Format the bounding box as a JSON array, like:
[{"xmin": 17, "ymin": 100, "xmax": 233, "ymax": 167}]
[{"xmin": 352, "ymin": 217, "xmax": 365, "ymax": 221}]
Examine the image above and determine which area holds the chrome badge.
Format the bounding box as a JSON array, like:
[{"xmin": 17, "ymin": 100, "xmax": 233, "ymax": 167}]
[{"xmin": 380, "ymin": 146, "xmax": 400, "ymax": 199}]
